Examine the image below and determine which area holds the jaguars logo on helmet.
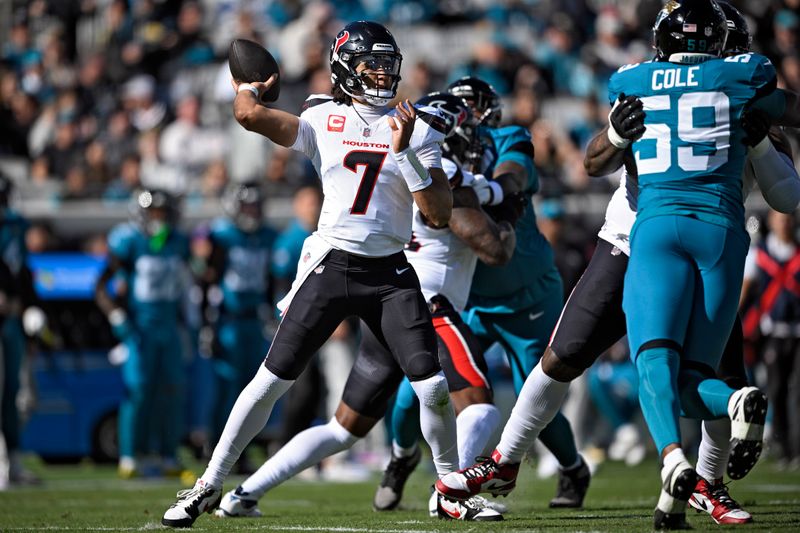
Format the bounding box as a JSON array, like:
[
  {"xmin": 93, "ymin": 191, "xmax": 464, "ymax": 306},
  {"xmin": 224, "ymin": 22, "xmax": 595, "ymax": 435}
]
[
  {"xmin": 223, "ymin": 181, "xmax": 264, "ymax": 233},
  {"xmin": 329, "ymin": 21, "xmax": 403, "ymax": 106}
]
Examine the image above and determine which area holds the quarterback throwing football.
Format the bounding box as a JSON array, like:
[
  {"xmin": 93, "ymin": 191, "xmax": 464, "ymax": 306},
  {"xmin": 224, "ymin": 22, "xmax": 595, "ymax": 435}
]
[{"xmin": 163, "ymin": 20, "xmax": 459, "ymax": 528}]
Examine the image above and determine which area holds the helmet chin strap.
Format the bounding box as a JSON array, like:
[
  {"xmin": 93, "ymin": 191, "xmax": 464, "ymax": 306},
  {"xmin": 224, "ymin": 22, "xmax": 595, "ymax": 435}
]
[{"xmin": 342, "ymin": 84, "xmax": 393, "ymax": 107}]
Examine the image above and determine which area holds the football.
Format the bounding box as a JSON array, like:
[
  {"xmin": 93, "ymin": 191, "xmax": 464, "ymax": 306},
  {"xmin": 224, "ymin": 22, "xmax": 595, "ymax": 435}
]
[{"xmin": 228, "ymin": 38, "xmax": 280, "ymax": 103}]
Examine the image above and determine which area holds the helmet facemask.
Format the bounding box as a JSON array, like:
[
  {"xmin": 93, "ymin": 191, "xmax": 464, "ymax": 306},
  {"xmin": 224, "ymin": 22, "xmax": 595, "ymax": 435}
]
[{"xmin": 335, "ymin": 52, "xmax": 402, "ymax": 106}]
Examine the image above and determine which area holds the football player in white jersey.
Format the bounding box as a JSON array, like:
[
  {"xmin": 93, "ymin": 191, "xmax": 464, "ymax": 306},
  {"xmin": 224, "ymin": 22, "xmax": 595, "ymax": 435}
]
[
  {"xmin": 435, "ymin": 5, "xmax": 800, "ymax": 527},
  {"xmin": 163, "ymin": 21, "xmax": 459, "ymax": 528},
  {"xmin": 209, "ymin": 92, "xmax": 519, "ymax": 522}
]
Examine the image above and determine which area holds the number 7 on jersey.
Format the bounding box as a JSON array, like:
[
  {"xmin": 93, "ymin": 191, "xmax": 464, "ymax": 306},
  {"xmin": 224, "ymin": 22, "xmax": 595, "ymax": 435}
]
[{"xmin": 344, "ymin": 150, "xmax": 388, "ymax": 215}]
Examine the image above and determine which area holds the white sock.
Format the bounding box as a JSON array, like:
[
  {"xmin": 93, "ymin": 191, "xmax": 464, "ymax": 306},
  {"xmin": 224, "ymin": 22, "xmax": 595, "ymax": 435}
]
[
  {"xmin": 392, "ymin": 441, "xmax": 418, "ymax": 459},
  {"xmin": 696, "ymin": 418, "xmax": 730, "ymax": 482},
  {"xmin": 202, "ymin": 365, "xmax": 293, "ymax": 488},
  {"xmin": 662, "ymin": 447, "xmax": 688, "ymax": 473},
  {"xmin": 239, "ymin": 417, "xmax": 358, "ymax": 499},
  {"xmin": 456, "ymin": 403, "xmax": 501, "ymax": 469},
  {"xmin": 410, "ymin": 372, "xmax": 459, "ymax": 477},
  {"xmin": 658, "ymin": 448, "xmax": 692, "ymax": 513},
  {"xmin": 496, "ymin": 364, "xmax": 569, "ymax": 464}
]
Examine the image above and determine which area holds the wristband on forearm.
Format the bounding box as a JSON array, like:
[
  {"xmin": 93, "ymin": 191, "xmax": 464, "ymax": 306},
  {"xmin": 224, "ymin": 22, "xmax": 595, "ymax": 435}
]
[
  {"xmin": 606, "ymin": 124, "xmax": 631, "ymax": 149},
  {"xmin": 486, "ymin": 181, "xmax": 504, "ymax": 206},
  {"xmin": 394, "ymin": 147, "xmax": 433, "ymax": 192},
  {"xmin": 237, "ymin": 83, "xmax": 259, "ymax": 98},
  {"xmin": 607, "ymin": 99, "xmax": 632, "ymax": 149}
]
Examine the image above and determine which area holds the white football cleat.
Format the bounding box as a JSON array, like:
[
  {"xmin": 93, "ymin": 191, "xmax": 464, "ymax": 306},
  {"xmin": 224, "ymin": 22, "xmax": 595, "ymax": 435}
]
[
  {"xmin": 653, "ymin": 456, "xmax": 698, "ymax": 530},
  {"xmin": 727, "ymin": 387, "xmax": 768, "ymax": 480},
  {"xmin": 162, "ymin": 479, "xmax": 222, "ymax": 528},
  {"xmin": 215, "ymin": 486, "xmax": 262, "ymax": 518},
  {"xmin": 436, "ymin": 493, "xmax": 504, "ymax": 521}
]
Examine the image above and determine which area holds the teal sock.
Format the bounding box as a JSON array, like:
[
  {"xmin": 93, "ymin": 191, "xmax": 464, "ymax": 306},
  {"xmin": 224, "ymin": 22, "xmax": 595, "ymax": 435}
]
[
  {"xmin": 635, "ymin": 347, "xmax": 681, "ymax": 454},
  {"xmin": 391, "ymin": 378, "xmax": 421, "ymax": 449}
]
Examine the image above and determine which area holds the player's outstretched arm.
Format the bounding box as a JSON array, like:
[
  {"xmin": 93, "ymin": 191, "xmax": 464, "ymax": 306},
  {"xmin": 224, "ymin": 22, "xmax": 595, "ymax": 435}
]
[
  {"xmin": 232, "ymin": 75, "xmax": 300, "ymax": 147},
  {"xmin": 449, "ymin": 187, "xmax": 515, "ymax": 266},
  {"xmin": 743, "ymin": 109, "xmax": 800, "ymax": 213}
]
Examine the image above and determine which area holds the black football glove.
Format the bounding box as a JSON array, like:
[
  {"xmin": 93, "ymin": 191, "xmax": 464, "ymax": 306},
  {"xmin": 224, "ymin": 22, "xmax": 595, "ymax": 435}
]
[
  {"xmin": 609, "ymin": 93, "xmax": 646, "ymax": 142},
  {"xmin": 741, "ymin": 108, "xmax": 771, "ymax": 147},
  {"xmin": 484, "ymin": 191, "xmax": 528, "ymax": 227}
]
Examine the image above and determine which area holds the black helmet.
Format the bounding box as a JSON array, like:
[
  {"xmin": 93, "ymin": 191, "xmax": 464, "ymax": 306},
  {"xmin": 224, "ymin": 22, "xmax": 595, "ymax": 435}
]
[
  {"xmin": 130, "ymin": 188, "xmax": 180, "ymax": 236},
  {"xmin": 718, "ymin": 1, "xmax": 751, "ymax": 54},
  {"xmin": 223, "ymin": 181, "xmax": 264, "ymax": 232},
  {"xmin": 330, "ymin": 21, "xmax": 402, "ymax": 106},
  {"xmin": 447, "ymin": 77, "xmax": 502, "ymax": 128},
  {"xmin": 416, "ymin": 92, "xmax": 477, "ymax": 168},
  {"xmin": 653, "ymin": 0, "xmax": 728, "ymax": 62}
]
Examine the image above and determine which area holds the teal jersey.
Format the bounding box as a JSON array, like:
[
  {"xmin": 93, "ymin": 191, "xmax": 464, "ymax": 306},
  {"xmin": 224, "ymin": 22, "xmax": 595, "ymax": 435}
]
[
  {"xmin": 0, "ymin": 210, "xmax": 29, "ymax": 277},
  {"xmin": 107, "ymin": 222, "xmax": 190, "ymax": 327},
  {"xmin": 608, "ymin": 53, "xmax": 780, "ymax": 236},
  {"xmin": 271, "ymin": 219, "xmax": 311, "ymax": 282},
  {"xmin": 468, "ymin": 125, "xmax": 559, "ymax": 313},
  {"xmin": 210, "ymin": 218, "xmax": 276, "ymax": 316}
]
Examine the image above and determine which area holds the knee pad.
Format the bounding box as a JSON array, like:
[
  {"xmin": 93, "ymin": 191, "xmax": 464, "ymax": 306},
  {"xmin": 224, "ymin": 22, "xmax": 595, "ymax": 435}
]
[
  {"xmin": 409, "ymin": 372, "xmax": 451, "ymax": 413},
  {"xmin": 404, "ymin": 351, "xmax": 441, "ymax": 381}
]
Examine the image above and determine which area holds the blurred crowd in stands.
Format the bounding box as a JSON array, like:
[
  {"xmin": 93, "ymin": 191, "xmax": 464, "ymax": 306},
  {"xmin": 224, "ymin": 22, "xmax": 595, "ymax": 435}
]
[{"xmin": 2, "ymin": 0, "xmax": 799, "ymax": 212}]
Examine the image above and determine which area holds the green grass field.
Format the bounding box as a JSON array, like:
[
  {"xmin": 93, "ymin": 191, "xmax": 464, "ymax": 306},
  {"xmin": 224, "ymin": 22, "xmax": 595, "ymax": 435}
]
[{"xmin": 1, "ymin": 456, "xmax": 798, "ymax": 532}]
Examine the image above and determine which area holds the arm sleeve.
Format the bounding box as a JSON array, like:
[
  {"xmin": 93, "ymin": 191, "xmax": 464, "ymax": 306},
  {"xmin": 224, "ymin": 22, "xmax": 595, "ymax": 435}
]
[{"xmin": 749, "ymin": 138, "xmax": 800, "ymax": 213}]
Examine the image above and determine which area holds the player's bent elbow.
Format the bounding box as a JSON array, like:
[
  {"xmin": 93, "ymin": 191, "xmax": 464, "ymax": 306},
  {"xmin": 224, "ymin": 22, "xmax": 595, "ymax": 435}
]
[
  {"xmin": 426, "ymin": 205, "xmax": 452, "ymax": 228},
  {"xmin": 234, "ymin": 106, "xmax": 259, "ymax": 130},
  {"xmin": 765, "ymin": 179, "xmax": 800, "ymax": 213}
]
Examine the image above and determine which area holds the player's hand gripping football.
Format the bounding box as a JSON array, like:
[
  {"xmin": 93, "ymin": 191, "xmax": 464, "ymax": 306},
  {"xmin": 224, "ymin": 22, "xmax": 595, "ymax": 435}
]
[
  {"xmin": 388, "ymin": 99, "xmax": 416, "ymax": 153},
  {"xmin": 609, "ymin": 93, "xmax": 646, "ymax": 142}
]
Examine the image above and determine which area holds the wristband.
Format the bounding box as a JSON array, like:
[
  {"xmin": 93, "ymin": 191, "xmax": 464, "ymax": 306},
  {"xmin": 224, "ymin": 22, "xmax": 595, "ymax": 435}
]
[
  {"xmin": 108, "ymin": 308, "xmax": 127, "ymax": 327},
  {"xmin": 394, "ymin": 147, "xmax": 433, "ymax": 192},
  {"xmin": 238, "ymin": 83, "xmax": 259, "ymax": 98},
  {"xmin": 606, "ymin": 124, "xmax": 631, "ymax": 149},
  {"xmin": 486, "ymin": 181, "xmax": 504, "ymax": 206}
]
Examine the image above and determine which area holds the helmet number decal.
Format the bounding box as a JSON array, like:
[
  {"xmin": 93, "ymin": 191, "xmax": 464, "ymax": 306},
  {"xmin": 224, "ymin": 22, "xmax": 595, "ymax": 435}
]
[{"xmin": 343, "ymin": 150, "xmax": 388, "ymax": 215}]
